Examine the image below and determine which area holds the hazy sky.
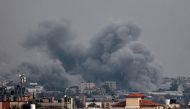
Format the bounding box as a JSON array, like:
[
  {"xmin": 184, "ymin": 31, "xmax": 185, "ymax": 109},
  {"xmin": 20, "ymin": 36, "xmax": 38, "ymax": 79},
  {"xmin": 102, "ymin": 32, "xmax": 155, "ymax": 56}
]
[{"xmin": 0, "ymin": 0, "xmax": 190, "ymax": 77}]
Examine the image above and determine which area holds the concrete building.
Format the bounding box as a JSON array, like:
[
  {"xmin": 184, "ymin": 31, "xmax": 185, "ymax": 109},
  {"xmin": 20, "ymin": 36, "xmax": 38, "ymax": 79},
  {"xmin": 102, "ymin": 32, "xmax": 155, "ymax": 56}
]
[
  {"xmin": 36, "ymin": 96, "xmax": 74, "ymax": 109},
  {"xmin": 85, "ymin": 100, "xmax": 114, "ymax": 109},
  {"xmin": 80, "ymin": 82, "xmax": 96, "ymax": 93},
  {"xmin": 26, "ymin": 82, "xmax": 44, "ymax": 94},
  {"xmin": 112, "ymin": 93, "xmax": 163, "ymax": 109},
  {"xmin": 0, "ymin": 95, "xmax": 30, "ymax": 109},
  {"xmin": 0, "ymin": 101, "xmax": 27, "ymax": 109},
  {"xmin": 37, "ymin": 97, "xmax": 65, "ymax": 109},
  {"xmin": 104, "ymin": 81, "xmax": 117, "ymax": 91},
  {"xmin": 165, "ymin": 99, "xmax": 181, "ymax": 109}
]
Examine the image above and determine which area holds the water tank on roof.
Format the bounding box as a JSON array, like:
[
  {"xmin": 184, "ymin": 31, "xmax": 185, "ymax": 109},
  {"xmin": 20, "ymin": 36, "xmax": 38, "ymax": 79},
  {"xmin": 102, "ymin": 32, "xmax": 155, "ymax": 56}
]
[
  {"xmin": 30, "ymin": 104, "xmax": 36, "ymax": 109},
  {"xmin": 165, "ymin": 99, "xmax": 170, "ymax": 105}
]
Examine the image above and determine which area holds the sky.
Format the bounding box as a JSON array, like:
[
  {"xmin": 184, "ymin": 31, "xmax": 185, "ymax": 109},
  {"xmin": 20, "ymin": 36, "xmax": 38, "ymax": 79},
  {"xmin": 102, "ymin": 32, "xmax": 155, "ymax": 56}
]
[{"xmin": 0, "ymin": 0, "xmax": 190, "ymax": 77}]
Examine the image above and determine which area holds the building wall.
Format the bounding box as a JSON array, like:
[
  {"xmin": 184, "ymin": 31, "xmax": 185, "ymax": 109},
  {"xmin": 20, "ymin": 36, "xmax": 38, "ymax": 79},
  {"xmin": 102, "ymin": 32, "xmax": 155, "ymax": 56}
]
[
  {"xmin": 126, "ymin": 98, "xmax": 141, "ymax": 107},
  {"xmin": 80, "ymin": 82, "xmax": 96, "ymax": 93},
  {"xmin": 0, "ymin": 102, "xmax": 2, "ymax": 109},
  {"xmin": 102, "ymin": 101, "xmax": 113, "ymax": 108},
  {"xmin": 140, "ymin": 106, "xmax": 164, "ymax": 109},
  {"xmin": 10, "ymin": 101, "xmax": 27, "ymax": 109},
  {"xmin": 125, "ymin": 98, "xmax": 141, "ymax": 109},
  {"xmin": 105, "ymin": 81, "xmax": 117, "ymax": 90},
  {"xmin": 140, "ymin": 107, "xmax": 155, "ymax": 109},
  {"xmin": 111, "ymin": 107, "xmax": 125, "ymax": 109},
  {"xmin": 1, "ymin": 102, "xmax": 10, "ymax": 109},
  {"xmin": 40, "ymin": 102, "xmax": 64, "ymax": 109}
]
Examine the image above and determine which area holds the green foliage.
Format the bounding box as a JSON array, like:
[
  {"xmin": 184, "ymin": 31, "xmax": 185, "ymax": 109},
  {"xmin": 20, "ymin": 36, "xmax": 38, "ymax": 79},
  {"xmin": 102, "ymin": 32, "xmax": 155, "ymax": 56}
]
[
  {"xmin": 10, "ymin": 105, "xmax": 20, "ymax": 109},
  {"xmin": 87, "ymin": 102, "xmax": 97, "ymax": 107}
]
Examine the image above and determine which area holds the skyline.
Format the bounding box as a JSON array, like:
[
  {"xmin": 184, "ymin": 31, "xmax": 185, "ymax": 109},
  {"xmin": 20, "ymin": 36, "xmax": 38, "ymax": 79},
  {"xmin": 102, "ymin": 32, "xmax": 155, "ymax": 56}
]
[{"xmin": 0, "ymin": 0, "xmax": 190, "ymax": 79}]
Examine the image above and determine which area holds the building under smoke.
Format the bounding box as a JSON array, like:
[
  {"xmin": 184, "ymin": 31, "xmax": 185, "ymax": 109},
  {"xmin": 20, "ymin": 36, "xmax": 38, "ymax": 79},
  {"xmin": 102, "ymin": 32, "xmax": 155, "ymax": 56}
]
[{"xmin": 1, "ymin": 19, "xmax": 162, "ymax": 92}]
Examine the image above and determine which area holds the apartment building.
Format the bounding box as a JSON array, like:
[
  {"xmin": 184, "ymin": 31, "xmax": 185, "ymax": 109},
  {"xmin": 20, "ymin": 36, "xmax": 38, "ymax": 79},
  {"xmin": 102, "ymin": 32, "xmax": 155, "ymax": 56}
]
[{"xmin": 112, "ymin": 93, "xmax": 163, "ymax": 109}]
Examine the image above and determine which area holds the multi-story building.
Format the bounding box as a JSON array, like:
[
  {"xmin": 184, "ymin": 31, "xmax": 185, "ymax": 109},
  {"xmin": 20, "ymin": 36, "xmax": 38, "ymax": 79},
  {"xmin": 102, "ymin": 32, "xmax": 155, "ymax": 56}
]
[
  {"xmin": 0, "ymin": 95, "xmax": 30, "ymax": 109},
  {"xmin": 104, "ymin": 81, "xmax": 117, "ymax": 91},
  {"xmin": 36, "ymin": 96, "xmax": 73, "ymax": 109},
  {"xmin": 80, "ymin": 82, "xmax": 96, "ymax": 93},
  {"xmin": 26, "ymin": 82, "xmax": 44, "ymax": 95}
]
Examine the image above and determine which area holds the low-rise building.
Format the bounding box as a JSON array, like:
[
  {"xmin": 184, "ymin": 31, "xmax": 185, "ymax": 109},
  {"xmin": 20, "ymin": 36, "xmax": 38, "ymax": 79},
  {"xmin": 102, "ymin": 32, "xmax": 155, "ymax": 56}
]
[
  {"xmin": 36, "ymin": 96, "xmax": 74, "ymax": 109},
  {"xmin": 0, "ymin": 95, "xmax": 30, "ymax": 109},
  {"xmin": 85, "ymin": 100, "xmax": 114, "ymax": 109},
  {"xmin": 165, "ymin": 99, "xmax": 181, "ymax": 109},
  {"xmin": 112, "ymin": 93, "xmax": 163, "ymax": 109}
]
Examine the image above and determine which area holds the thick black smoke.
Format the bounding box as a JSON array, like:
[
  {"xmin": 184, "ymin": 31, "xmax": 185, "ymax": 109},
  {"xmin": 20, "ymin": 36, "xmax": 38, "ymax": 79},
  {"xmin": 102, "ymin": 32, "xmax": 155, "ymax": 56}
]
[{"xmin": 22, "ymin": 20, "xmax": 162, "ymax": 91}]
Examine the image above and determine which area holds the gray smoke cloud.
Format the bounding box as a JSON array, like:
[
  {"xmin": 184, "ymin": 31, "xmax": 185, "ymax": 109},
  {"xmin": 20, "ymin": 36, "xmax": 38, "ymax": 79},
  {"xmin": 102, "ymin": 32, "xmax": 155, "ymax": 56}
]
[
  {"xmin": 81, "ymin": 22, "xmax": 162, "ymax": 91},
  {"xmin": 20, "ymin": 20, "xmax": 162, "ymax": 91},
  {"xmin": 0, "ymin": 50, "xmax": 19, "ymax": 81}
]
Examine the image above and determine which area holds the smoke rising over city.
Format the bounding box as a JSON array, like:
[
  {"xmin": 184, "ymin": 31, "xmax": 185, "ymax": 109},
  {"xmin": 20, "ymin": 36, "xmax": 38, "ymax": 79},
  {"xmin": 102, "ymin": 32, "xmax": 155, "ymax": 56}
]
[
  {"xmin": 17, "ymin": 19, "xmax": 162, "ymax": 91},
  {"xmin": 1, "ymin": 0, "xmax": 190, "ymax": 93}
]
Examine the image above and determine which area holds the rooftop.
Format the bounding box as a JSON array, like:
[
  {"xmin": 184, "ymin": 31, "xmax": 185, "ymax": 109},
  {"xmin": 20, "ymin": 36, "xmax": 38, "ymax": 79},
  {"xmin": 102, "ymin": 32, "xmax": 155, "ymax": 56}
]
[
  {"xmin": 140, "ymin": 100, "xmax": 160, "ymax": 107},
  {"xmin": 126, "ymin": 93, "xmax": 145, "ymax": 98},
  {"xmin": 112, "ymin": 101, "xmax": 126, "ymax": 107}
]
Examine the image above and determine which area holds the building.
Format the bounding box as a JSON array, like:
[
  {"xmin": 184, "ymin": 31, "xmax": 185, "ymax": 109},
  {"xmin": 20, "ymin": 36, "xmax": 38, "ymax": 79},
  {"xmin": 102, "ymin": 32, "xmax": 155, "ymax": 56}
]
[
  {"xmin": 35, "ymin": 96, "xmax": 74, "ymax": 109},
  {"xmin": 85, "ymin": 100, "xmax": 114, "ymax": 109},
  {"xmin": 112, "ymin": 93, "xmax": 163, "ymax": 109},
  {"xmin": 104, "ymin": 81, "xmax": 117, "ymax": 91},
  {"xmin": 0, "ymin": 95, "xmax": 30, "ymax": 109},
  {"xmin": 112, "ymin": 101, "xmax": 126, "ymax": 109},
  {"xmin": 165, "ymin": 99, "xmax": 181, "ymax": 109},
  {"xmin": 0, "ymin": 101, "xmax": 27, "ymax": 109},
  {"xmin": 26, "ymin": 82, "xmax": 44, "ymax": 94},
  {"xmin": 36, "ymin": 97, "xmax": 65, "ymax": 109},
  {"xmin": 125, "ymin": 93, "xmax": 145, "ymax": 109},
  {"xmin": 80, "ymin": 82, "xmax": 96, "ymax": 93}
]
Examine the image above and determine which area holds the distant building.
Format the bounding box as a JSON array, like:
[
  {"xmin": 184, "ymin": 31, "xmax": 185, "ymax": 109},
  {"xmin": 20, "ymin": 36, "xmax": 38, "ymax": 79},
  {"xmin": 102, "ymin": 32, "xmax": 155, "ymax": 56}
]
[
  {"xmin": 26, "ymin": 82, "xmax": 44, "ymax": 94},
  {"xmin": 68, "ymin": 86, "xmax": 79, "ymax": 95},
  {"xmin": 104, "ymin": 81, "xmax": 117, "ymax": 91},
  {"xmin": 80, "ymin": 82, "xmax": 96, "ymax": 93},
  {"xmin": 147, "ymin": 91, "xmax": 183, "ymax": 96}
]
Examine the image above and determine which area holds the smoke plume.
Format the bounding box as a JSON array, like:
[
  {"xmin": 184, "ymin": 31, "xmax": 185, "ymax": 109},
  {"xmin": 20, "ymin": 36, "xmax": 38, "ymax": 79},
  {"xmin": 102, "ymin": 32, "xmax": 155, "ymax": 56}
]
[{"xmin": 19, "ymin": 20, "xmax": 162, "ymax": 91}]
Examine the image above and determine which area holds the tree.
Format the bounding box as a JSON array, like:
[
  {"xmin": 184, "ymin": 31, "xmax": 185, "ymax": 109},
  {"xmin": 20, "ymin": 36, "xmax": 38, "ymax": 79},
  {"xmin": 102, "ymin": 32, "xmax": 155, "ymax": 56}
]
[
  {"xmin": 88, "ymin": 102, "xmax": 97, "ymax": 107},
  {"xmin": 11, "ymin": 105, "xmax": 20, "ymax": 109}
]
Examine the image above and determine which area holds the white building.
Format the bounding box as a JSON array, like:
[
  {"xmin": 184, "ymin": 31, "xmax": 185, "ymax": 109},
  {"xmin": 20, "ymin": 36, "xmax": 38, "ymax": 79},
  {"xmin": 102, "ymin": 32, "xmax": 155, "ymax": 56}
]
[
  {"xmin": 26, "ymin": 82, "xmax": 44, "ymax": 94},
  {"xmin": 80, "ymin": 82, "xmax": 96, "ymax": 93},
  {"xmin": 104, "ymin": 81, "xmax": 117, "ymax": 91}
]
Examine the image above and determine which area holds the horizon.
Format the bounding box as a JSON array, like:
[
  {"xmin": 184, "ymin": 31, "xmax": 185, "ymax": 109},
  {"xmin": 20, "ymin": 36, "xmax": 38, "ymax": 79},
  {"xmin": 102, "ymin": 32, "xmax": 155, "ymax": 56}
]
[{"xmin": 0, "ymin": 0, "xmax": 190, "ymax": 91}]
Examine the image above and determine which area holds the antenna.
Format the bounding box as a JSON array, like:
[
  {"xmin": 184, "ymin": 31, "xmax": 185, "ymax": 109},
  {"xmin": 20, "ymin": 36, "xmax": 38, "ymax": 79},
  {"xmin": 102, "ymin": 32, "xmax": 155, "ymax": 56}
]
[{"xmin": 18, "ymin": 72, "xmax": 27, "ymax": 101}]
